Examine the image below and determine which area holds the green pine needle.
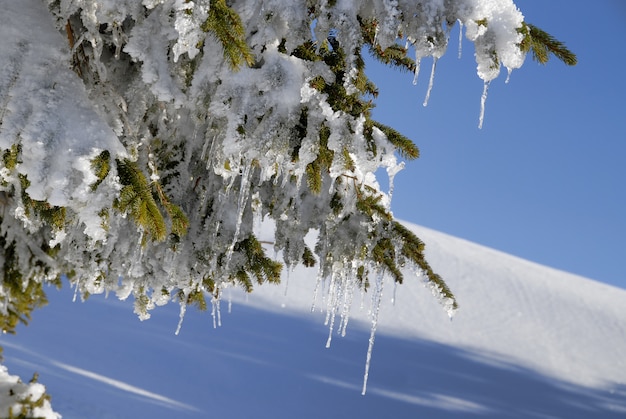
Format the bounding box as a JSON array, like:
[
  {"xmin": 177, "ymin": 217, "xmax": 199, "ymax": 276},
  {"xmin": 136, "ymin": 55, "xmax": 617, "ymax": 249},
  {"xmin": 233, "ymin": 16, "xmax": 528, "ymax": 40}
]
[
  {"xmin": 115, "ymin": 159, "xmax": 167, "ymax": 242},
  {"xmin": 392, "ymin": 221, "xmax": 458, "ymax": 310},
  {"xmin": 202, "ymin": 0, "xmax": 254, "ymax": 70},
  {"xmin": 520, "ymin": 23, "xmax": 577, "ymax": 66},
  {"xmin": 371, "ymin": 121, "xmax": 420, "ymax": 160}
]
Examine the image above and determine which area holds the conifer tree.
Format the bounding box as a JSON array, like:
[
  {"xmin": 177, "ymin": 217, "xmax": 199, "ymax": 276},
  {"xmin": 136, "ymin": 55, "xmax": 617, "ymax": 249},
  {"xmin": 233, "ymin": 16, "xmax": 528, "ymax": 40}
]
[{"xmin": 0, "ymin": 0, "xmax": 575, "ymax": 399}]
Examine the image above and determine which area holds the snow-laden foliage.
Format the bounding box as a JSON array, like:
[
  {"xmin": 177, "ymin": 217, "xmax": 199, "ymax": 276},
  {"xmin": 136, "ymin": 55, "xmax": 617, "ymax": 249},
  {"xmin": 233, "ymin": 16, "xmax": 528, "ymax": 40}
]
[
  {"xmin": 0, "ymin": 0, "xmax": 575, "ymax": 396},
  {"xmin": 0, "ymin": 364, "xmax": 60, "ymax": 419}
]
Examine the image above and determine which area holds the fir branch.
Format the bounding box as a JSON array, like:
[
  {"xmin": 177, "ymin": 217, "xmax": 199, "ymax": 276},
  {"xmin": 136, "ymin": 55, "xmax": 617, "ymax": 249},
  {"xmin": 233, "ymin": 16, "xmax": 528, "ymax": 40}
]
[
  {"xmin": 18, "ymin": 175, "xmax": 66, "ymax": 231},
  {"xmin": 89, "ymin": 150, "xmax": 110, "ymax": 191},
  {"xmin": 372, "ymin": 237, "xmax": 403, "ymax": 283},
  {"xmin": 0, "ymin": 238, "xmax": 50, "ymax": 334},
  {"xmin": 185, "ymin": 289, "xmax": 208, "ymax": 311},
  {"xmin": 114, "ymin": 159, "xmax": 167, "ymax": 242},
  {"xmin": 2, "ymin": 143, "xmax": 21, "ymax": 170},
  {"xmin": 305, "ymin": 125, "xmax": 333, "ymax": 194},
  {"xmin": 291, "ymin": 40, "xmax": 322, "ymax": 62},
  {"xmin": 519, "ymin": 23, "xmax": 577, "ymax": 66},
  {"xmin": 302, "ymin": 245, "xmax": 316, "ymax": 267},
  {"xmin": 371, "ymin": 121, "xmax": 420, "ymax": 160},
  {"xmin": 359, "ymin": 17, "xmax": 416, "ymax": 73},
  {"xmin": 392, "ymin": 221, "xmax": 458, "ymax": 310},
  {"xmin": 202, "ymin": 0, "xmax": 254, "ymax": 70},
  {"xmin": 233, "ymin": 235, "xmax": 283, "ymax": 291},
  {"xmin": 356, "ymin": 194, "xmax": 392, "ymax": 222},
  {"xmin": 154, "ymin": 181, "xmax": 190, "ymax": 238}
]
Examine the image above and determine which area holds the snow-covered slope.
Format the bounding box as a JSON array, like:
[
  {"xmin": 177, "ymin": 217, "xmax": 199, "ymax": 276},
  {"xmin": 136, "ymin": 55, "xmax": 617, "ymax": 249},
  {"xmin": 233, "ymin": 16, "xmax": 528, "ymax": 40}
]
[{"xmin": 1, "ymin": 222, "xmax": 625, "ymax": 418}]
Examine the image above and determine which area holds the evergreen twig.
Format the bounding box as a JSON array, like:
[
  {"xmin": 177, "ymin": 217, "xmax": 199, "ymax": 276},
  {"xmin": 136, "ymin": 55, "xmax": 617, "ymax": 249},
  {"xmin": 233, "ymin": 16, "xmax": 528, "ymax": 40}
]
[
  {"xmin": 519, "ymin": 22, "xmax": 577, "ymax": 66},
  {"xmin": 202, "ymin": 0, "xmax": 254, "ymax": 69}
]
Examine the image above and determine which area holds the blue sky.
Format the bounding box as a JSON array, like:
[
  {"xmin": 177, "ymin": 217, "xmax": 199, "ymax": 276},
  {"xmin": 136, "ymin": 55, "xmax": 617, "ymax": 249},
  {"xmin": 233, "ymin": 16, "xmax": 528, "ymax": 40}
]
[{"xmin": 367, "ymin": 1, "xmax": 626, "ymax": 289}]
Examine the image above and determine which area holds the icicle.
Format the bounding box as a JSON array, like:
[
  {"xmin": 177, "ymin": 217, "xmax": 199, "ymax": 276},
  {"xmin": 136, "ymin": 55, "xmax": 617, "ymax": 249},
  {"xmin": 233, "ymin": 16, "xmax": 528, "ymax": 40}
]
[
  {"xmin": 225, "ymin": 163, "xmax": 253, "ymax": 269},
  {"xmin": 324, "ymin": 273, "xmax": 338, "ymax": 348},
  {"xmin": 201, "ymin": 134, "xmax": 215, "ymax": 163},
  {"xmin": 373, "ymin": 24, "xmax": 380, "ymax": 46},
  {"xmin": 478, "ymin": 81, "xmax": 490, "ymax": 129},
  {"xmin": 311, "ymin": 269, "xmax": 325, "ymax": 312},
  {"xmin": 338, "ymin": 276, "xmax": 356, "ymax": 337},
  {"xmin": 211, "ymin": 296, "xmax": 222, "ymax": 328},
  {"xmin": 175, "ymin": 302, "xmax": 187, "ymax": 335},
  {"xmin": 362, "ymin": 273, "xmax": 385, "ymax": 395},
  {"xmin": 422, "ymin": 58, "xmax": 438, "ymax": 107},
  {"xmin": 251, "ymin": 191, "xmax": 262, "ymax": 233},
  {"xmin": 112, "ymin": 23, "xmax": 124, "ymax": 60},
  {"xmin": 72, "ymin": 283, "xmax": 79, "ymax": 303},
  {"xmin": 505, "ymin": 67, "xmax": 513, "ymax": 84},
  {"xmin": 412, "ymin": 57, "xmax": 422, "ymax": 85},
  {"xmin": 283, "ymin": 265, "xmax": 291, "ymax": 297},
  {"xmin": 386, "ymin": 160, "xmax": 404, "ymax": 204},
  {"xmin": 227, "ymin": 289, "xmax": 232, "ymax": 314},
  {"xmin": 391, "ymin": 280, "xmax": 398, "ymax": 306},
  {"xmin": 457, "ymin": 20, "xmax": 464, "ymax": 59},
  {"xmin": 311, "ymin": 233, "xmax": 330, "ymax": 312}
]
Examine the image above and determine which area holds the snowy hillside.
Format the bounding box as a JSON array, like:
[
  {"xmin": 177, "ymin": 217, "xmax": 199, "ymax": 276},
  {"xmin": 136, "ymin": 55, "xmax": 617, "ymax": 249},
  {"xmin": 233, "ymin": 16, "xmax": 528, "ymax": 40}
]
[{"xmin": 1, "ymin": 221, "xmax": 625, "ymax": 418}]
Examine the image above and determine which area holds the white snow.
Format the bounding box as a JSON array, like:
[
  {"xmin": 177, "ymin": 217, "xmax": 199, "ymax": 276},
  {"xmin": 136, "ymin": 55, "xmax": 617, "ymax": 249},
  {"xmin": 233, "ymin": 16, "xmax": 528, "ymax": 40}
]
[{"xmin": 0, "ymin": 365, "xmax": 59, "ymax": 419}]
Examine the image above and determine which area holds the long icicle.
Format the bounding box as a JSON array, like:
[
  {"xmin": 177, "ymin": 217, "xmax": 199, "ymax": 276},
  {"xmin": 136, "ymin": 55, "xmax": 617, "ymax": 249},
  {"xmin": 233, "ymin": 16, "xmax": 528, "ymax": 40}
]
[
  {"xmin": 325, "ymin": 271, "xmax": 339, "ymax": 348},
  {"xmin": 339, "ymin": 272, "xmax": 357, "ymax": 337},
  {"xmin": 458, "ymin": 20, "xmax": 464, "ymax": 59},
  {"xmin": 175, "ymin": 301, "xmax": 187, "ymax": 335},
  {"xmin": 478, "ymin": 81, "xmax": 490, "ymax": 129},
  {"xmin": 224, "ymin": 162, "xmax": 253, "ymax": 270},
  {"xmin": 423, "ymin": 58, "xmax": 438, "ymax": 107},
  {"xmin": 362, "ymin": 272, "xmax": 385, "ymax": 395},
  {"xmin": 412, "ymin": 55, "xmax": 422, "ymax": 85}
]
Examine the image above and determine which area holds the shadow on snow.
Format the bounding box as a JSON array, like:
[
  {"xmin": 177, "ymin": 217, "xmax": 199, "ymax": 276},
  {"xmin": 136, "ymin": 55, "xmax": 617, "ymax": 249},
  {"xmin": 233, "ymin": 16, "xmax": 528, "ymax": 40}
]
[{"xmin": 1, "ymin": 285, "xmax": 624, "ymax": 419}]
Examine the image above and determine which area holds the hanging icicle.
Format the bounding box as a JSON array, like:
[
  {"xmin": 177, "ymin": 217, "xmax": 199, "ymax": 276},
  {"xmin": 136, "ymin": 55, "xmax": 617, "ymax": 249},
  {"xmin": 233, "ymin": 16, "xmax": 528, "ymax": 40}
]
[
  {"xmin": 224, "ymin": 162, "xmax": 253, "ymax": 270},
  {"xmin": 361, "ymin": 272, "xmax": 385, "ymax": 395},
  {"xmin": 211, "ymin": 295, "xmax": 222, "ymax": 328},
  {"xmin": 324, "ymin": 268, "xmax": 343, "ymax": 348},
  {"xmin": 423, "ymin": 58, "xmax": 438, "ymax": 107},
  {"xmin": 338, "ymin": 271, "xmax": 357, "ymax": 337},
  {"xmin": 478, "ymin": 81, "xmax": 490, "ymax": 129},
  {"xmin": 175, "ymin": 301, "xmax": 187, "ymax": 335},
  {"xmin": 505, "ymin": 67, "xmax": 513, "ymax": 84},
  {"xmin": 412, "ymin": 56, "xmax": 422, "ymax": 86},
  {"xmin": 458, "ymin": 20, "xmax": 464, "ymax": 59}
]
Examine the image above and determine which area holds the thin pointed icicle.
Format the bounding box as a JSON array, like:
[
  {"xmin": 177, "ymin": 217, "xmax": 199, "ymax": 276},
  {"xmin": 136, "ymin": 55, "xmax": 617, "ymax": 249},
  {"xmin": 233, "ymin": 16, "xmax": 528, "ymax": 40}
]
[
  {"xmin": 324, "ymin": 273, "xmax": 339, "ymax": 348},
  {"xmin": 311, "ymin": 268, "xmax": 326, "ymax": 312},
  {"xmin": 478, "ymin": 81, "xmax": 490, "ymax": 129},
  {"xmin": 283, "ymin": 265, "xmax": 292, "ymax": 297},
  {"xmin": 423, "ymin": 58, "xmax": 438, "ymax": 107},
  {"xmin": 211, "ymin": 295, "xmax": 222, "ymax": 328},
  {"xmin": 311, "ymin": 235, "xmax": 330, "ymax": 312},
  {"xmin": 225, "ymin": 163, "xmax": 253, "ymax": 269},
  {"xmin": 175, "ymin": 301, "xmax": 187, "ymax": 335},
  {"xmin": 505, "ymin": 67, "xmax": 513, "ymax": 84},
  {"xmin": 72, "ymin": 283, "xmax": 79, "ymax": 303},
  {"xmin": 373, "ymin": 24, "xmax": 379, "ymax": 46},
  {"xmin": 338, "ymin": 275, "xmax": 356, "ymax": 337},
  {"xmin": 362, "ymin": 273, "xmax": 385, "ymax": 395},
  {"xmin": 412, "ymin": 57, "xmax": 421, "ymax": 85},
  {"xmin": 458, "ymin": 20, "xmax": 464, "ymax": 59}
]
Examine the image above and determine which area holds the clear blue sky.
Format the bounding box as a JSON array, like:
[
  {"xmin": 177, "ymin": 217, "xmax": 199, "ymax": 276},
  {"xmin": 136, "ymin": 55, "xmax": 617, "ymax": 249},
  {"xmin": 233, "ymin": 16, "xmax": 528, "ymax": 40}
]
[{"xmin": 367, "ymin": 1, "xmax": 626, "ymax": 289}]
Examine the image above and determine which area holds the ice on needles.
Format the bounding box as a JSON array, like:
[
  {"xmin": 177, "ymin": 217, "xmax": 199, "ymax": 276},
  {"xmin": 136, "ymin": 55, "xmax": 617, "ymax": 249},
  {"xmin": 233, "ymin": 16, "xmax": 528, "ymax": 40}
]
[{"xmin": 0, "ymin": 0, "xmax": 529, "ymax": 395}]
